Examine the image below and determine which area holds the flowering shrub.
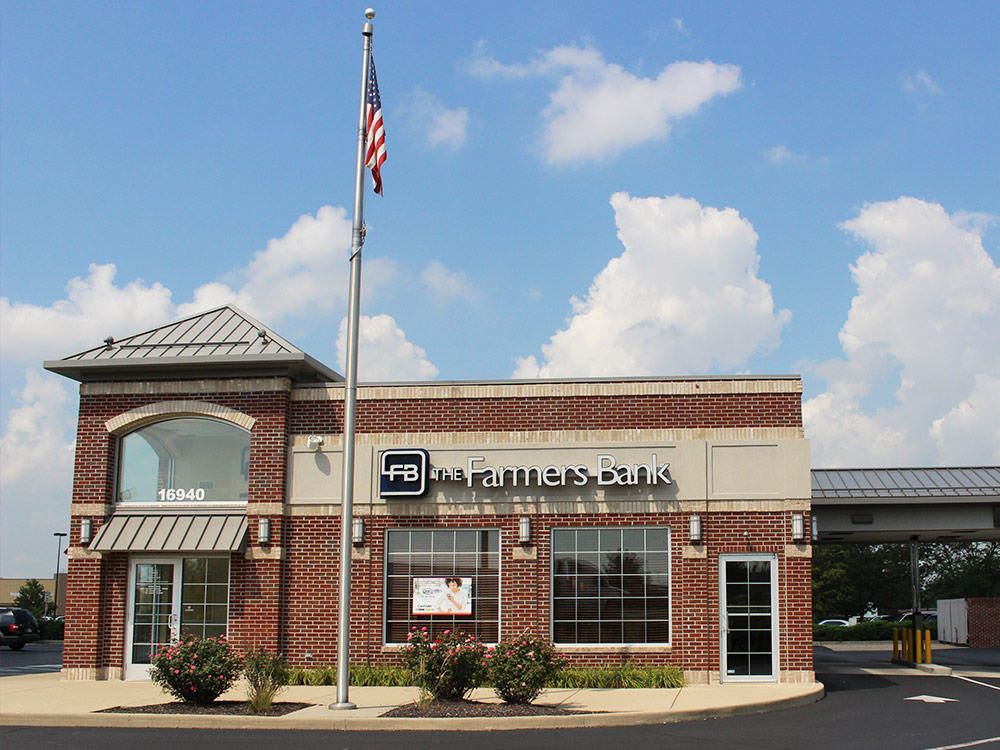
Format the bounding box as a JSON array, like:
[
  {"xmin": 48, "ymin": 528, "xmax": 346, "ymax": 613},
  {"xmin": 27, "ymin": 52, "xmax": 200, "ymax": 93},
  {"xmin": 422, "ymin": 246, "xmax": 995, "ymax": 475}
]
[
  {"xmin": 150, "ymin": 635, "xmax": 243, "ymax": 705},
  {"xmin": 486, "ymin": 631, "xmax": 564, "ymax": 704},
  {"xmin": 400, "ymin": 627, "xmax": 486, "ymax": 701}
]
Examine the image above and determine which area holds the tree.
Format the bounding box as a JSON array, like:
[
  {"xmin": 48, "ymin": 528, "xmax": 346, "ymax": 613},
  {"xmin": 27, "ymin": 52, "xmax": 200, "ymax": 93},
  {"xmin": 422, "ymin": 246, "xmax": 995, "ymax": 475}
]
[
  {"xmin": 813, "ymin": 541, "xmax": 1000, "ymax": 621},
  {"xmin": 922, "ymin": 542, "xmax": 1000, "ymax": 601},
  {"xmin": 13, "ymin": 579, "xmax": 48, "ymax": 621},
  {"xmin": 812, "ymin": 544, "xmax": 912, "ymax": 620}
]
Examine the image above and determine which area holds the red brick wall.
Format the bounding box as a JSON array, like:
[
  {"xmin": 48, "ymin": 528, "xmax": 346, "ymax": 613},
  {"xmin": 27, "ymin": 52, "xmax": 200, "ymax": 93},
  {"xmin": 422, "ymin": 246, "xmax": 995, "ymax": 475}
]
[
  {"xmin": 967, "ymin": 598, "xmax": 1000, "ymax": 648},
  {"xmin": 65, "ymin": 383, "xmax": 290, "ymax": 673},
  {"xmin": 291, "ymin": 390, "xmax": 803, "ymax": 434},
  {"xmin": 276, "ymin": 510, "xmax": 811, "ymax": 675}
]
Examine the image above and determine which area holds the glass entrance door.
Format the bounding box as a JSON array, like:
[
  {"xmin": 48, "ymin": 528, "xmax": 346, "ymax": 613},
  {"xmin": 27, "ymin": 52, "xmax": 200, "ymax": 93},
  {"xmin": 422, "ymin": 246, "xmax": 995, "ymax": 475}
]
[
  {"xmin": 126, "ymin": 561, "xmax": 177, "ymax": 680},
  {"xmin": 720, "ymin": 554, "xmax": 778, "ymax": 682},
  {"xmin": 126, "ymin": 556, "xmax": 230, "ymax": 680}
]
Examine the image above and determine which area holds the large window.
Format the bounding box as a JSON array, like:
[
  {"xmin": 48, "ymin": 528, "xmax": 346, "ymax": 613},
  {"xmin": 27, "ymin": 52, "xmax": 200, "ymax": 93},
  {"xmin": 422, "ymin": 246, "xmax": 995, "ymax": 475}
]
[
  {"xmin": 385, "ymin": 529, "xmax": 500, "ymax": 644},
  {"xmin": 552, "ymin": 527, "xmax": 670, "ymax": 645},
  {"xmin": 117, "ymin": 418, "xmax": 250, "ymax": 504}
]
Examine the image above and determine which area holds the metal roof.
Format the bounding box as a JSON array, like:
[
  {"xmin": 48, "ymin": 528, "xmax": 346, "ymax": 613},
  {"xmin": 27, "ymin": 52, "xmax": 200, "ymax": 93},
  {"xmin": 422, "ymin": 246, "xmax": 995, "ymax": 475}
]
[
  {"xmin": 45, "ymin": 305, "xmax": 342, "ymax": 384},
  {"xmin": 812, "ymin": 467, "xmax": 1000, "ymax": 500},
  {"xmin": 90, "ymin": 513, "xmax": 248, "ymax": 553}
]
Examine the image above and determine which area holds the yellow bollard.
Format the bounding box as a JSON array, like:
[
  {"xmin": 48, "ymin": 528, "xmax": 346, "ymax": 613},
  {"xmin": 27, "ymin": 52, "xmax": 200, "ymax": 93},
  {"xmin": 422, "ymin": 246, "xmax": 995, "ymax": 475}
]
[
  {"xmin": 914, "ymin": 628, "xmax": 922, "ymax": 663},
  {"xmin": 925, "ymin": 628, "xmax": 932, "ymax": 664},
  {"xmin": 892, "ymin": 628, "xmax": 899, "ymax": 659}
]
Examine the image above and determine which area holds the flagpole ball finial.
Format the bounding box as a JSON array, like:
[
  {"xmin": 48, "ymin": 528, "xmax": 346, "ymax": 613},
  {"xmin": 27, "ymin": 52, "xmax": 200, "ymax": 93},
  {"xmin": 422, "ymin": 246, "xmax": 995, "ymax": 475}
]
[{"xmin": 365, "ymin": 8, "xmax": 375, "ymax": 19}]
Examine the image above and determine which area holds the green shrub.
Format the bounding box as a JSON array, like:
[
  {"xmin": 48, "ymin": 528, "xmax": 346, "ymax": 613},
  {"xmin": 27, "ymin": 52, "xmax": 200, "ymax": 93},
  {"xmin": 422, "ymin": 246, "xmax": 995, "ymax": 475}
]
[
  {"xmin": 40, "ymin": 619, "xmax": 64, "ymax": 641},
  {"xmin": 243, "ymin": 647, "xmax": 289, "ymax": 714},
  {"xmin": 549, "ymin": 662, "xmax": 684, "ymax": 689},
  {"xmin": 287, "ymin": 667, "xmax": 307, "ymax": 686},
  {"xmin": 305, "ymin": 665, "xmax": 335, "ymax": 685},
  {"xmin": 350, "ymin": 663, "xmax": 411, "ymax": 686},
  {"xmin": 813, "ymin": 620, "xmax": 938, "ymax": 641},
  {"xmin": 401, "ymin": 626, "xmax": 486, "ymax": 701},
  {"xmin": 150, "ymin": 635, "xmax": 243, "ymax": 705},
  {"xmin": 486, "ymin": 631, "xmax": 564, "ymax": 704}
]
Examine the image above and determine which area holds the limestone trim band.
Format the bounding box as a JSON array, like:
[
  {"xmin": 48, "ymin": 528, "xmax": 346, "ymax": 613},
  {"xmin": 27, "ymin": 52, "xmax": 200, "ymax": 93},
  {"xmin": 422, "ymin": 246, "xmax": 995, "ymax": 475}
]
[
  {"xmin": 292, "ymin": 377, "xmax": 802, "ymax": 401},
  {"xmin": 104, "ymin": 399, "xmax": 256, "ymax": 433},
  {"xmin": 290, "ymin": 427, "xmax": 806, "ymax": 447},
  {"xmin": 83, "ymin": 377, "xmax": 292, "ymax": 396}
]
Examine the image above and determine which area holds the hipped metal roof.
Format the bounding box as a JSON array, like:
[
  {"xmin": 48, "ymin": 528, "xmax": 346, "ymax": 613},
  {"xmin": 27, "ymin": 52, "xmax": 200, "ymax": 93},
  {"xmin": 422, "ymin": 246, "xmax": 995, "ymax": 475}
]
[
  {"xmin": 812, "ymin": 467, "xmax": 1000, "ymax": 501},
  {"xmin": 90, "ymin": 514, "xmax": 248, "ymax": 553},
  {"xmin": 44, "ymin": 305, "xmax": 342, "ymax": 384}
]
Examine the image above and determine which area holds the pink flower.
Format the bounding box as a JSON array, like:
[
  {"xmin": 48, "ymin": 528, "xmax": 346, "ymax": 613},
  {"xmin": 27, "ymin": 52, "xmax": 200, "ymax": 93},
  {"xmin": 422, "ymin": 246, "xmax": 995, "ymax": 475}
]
[{"xmin": 443, "ymin": 630, "xmax": 451, "ymax": 635}]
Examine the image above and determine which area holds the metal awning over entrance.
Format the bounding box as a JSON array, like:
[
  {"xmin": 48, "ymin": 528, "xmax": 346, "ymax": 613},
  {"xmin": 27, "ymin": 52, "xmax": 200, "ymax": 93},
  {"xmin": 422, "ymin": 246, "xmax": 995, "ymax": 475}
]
[
  {"xmin": 90, "ymin": 514, "xmax": 248, "ymax": 552},
  {"xmin": 811, "ymin": 467, "xmax": 1000, "ymax": 543}
]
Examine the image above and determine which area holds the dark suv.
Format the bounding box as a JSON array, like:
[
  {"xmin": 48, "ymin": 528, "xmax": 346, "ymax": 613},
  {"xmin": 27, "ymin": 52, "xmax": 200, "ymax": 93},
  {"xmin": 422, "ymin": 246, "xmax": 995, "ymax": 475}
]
[{"xmin": 0, "ymin": 608, "xmax": 41, "ymax": 650}]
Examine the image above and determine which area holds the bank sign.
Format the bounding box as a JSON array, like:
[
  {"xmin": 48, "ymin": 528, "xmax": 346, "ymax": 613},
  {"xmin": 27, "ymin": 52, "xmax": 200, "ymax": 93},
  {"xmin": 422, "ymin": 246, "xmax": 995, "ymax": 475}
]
[{"xmin": 379, "ymin": 448, "xmax": 671, "ymax": 498}]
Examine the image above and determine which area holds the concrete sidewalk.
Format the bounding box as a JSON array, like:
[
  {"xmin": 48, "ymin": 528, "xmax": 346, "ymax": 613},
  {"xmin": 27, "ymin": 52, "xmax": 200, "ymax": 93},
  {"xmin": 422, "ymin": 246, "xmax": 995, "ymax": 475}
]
[{"xmin": 0, "ymin": 672, "xmax": 824, "ymax": 731}]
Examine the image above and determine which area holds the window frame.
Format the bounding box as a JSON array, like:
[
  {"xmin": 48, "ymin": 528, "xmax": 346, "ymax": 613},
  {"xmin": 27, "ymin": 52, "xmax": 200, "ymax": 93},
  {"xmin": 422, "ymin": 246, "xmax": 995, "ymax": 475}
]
[
  {"xmin": 114, "ymin": 416, "xmax": 252, "ymax": 508},
  {"xmin": 550, "ymin": 526, "xmax": 672, "ymax": 647},
  {"xmin": 382, "ymin": 527, "xmax": 502, "ymax": 646}
]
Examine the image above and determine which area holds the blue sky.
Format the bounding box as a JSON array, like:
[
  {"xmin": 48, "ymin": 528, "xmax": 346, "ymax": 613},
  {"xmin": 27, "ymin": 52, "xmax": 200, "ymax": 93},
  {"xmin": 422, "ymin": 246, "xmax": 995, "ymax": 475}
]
[{"xmin": 2, "ymin": 1, "xmax": 998, "ymax": 576}]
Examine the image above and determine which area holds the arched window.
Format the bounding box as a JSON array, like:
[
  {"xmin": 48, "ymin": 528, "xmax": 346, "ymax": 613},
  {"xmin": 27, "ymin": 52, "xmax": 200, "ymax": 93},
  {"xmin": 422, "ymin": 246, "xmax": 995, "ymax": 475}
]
[{"xmin": 117, "ymin": 418, "xmax": 251, "ymax": 504}]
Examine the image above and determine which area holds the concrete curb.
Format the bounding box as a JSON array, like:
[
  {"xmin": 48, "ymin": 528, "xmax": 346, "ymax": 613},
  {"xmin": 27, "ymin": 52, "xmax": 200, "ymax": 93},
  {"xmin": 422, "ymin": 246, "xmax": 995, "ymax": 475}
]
[
  {"xmin": 0, "ymin": 683, "xmax": 825, "ymax": 732},
  {"xmin": 891, "ymin": 658, "xmax": 953, "ymax": 675}
]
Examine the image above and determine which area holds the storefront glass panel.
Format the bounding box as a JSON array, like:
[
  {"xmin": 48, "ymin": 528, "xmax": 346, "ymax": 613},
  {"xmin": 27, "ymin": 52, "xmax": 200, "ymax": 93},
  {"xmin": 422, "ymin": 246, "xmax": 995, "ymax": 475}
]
[
  {"xmin": 551, "ymin": 527, "xmax": 671, "ymax": 645},
  {"xmin": 385, "ymin": 529, "xmax": 500, "ymax": 643}
]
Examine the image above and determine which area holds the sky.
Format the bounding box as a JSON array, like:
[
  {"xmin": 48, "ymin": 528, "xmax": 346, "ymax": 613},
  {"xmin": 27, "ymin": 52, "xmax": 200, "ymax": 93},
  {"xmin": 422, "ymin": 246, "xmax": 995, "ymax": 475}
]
[{"xmin": 1, "ymin": 1, "xmax": 998, "ymax": 577}]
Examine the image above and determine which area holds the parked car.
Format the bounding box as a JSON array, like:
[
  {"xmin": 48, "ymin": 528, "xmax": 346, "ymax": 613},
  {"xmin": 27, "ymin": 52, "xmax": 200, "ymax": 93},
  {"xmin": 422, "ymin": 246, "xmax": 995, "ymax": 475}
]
[
  {"xmin": 0, "ymin": 607, "xmax": 41, "ymax": 650},
  {"xmin": 818, "ymin": 619, "xmax": 850, "ymax": 627},
  {"xmin": 897, "ymin": 611, "xmax": 937, "ymax": 624}
]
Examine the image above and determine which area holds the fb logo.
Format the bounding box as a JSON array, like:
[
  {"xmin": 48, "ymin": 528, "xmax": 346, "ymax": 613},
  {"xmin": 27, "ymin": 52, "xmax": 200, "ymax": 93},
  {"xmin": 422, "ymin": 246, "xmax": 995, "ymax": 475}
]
[{"xmin": 380, "ymin": 449, "xmax": 429, "ymax": 498}]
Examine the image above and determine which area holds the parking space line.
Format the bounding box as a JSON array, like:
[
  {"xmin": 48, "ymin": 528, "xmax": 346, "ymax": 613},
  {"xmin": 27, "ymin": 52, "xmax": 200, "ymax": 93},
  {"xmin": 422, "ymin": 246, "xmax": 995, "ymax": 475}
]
[
  {"xmin": 920, "ymin": 737, "xmax": 1000, "ymax": 750},
  {"xmin": 953, "ymin": 675, "xmax": 1000, "ymax": 691}
]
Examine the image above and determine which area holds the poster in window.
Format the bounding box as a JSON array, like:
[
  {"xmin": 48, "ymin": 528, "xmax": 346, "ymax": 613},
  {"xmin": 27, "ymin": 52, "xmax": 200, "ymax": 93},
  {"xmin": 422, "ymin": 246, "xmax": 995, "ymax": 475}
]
[{"xmin": 412, "ymin": 577, "xmax": 472, "ymax": 615}]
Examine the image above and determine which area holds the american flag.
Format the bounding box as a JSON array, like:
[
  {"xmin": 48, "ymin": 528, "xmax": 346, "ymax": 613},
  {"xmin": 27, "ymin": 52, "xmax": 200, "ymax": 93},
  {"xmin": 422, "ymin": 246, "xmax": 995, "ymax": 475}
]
[{"xmin": 365, "ymin": 58, "xmax": 386, "ymax": 195}]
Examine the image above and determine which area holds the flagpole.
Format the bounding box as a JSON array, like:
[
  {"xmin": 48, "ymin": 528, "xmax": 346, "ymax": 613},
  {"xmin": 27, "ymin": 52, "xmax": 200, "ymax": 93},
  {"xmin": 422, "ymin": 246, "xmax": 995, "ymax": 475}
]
[{"xmin": 329, "ymin": 6, "xmax": 375, "ymax": 711}]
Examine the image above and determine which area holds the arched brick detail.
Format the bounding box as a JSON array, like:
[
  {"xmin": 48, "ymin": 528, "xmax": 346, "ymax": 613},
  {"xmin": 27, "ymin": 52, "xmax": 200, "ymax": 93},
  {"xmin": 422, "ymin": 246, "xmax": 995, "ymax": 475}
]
[{"xmin": 104, "ymin": 400, "xmax": 256, "ymax": 434}]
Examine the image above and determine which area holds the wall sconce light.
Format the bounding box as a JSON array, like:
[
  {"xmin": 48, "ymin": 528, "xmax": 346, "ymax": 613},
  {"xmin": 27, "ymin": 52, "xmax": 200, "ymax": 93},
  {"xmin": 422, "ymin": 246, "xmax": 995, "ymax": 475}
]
[
  {"xmin": 352, "ymin": 517, "xmax": 366, "ymax": 546},
  {"xmin": 792, "ymin": 513, "xmax": 805, "ymax": 542},
  {"xmin": 307, "ymin": 434, "xmax": 324, "ymax": 449},
  {"xmin": 689, "ymin": 515, "xmax": 703, "ymax": 544},
  {"xmin": 258, "ymin": 517, "xmax": 271, "ymax": 544},
  {"xmin": 80, "ymin": 518, "xmax": 93, "ymax": 546},
  {"xmin": 518, "ymin": 517, "xmax": 532, "ymax": 545}
]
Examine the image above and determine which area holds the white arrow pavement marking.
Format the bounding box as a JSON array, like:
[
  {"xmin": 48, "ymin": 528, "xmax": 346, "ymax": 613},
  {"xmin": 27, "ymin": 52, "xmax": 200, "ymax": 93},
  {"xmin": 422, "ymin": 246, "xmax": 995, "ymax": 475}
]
[{"xmin": 905, "ymin": 694, "xmax": 959, "ymax": 703}]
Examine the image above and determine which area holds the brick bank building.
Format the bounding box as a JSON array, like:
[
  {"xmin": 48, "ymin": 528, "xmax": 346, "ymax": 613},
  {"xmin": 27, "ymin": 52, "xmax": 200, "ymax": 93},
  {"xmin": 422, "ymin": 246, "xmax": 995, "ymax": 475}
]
[{"xmin": 46, "ymin": 305, "xmax": 813, "ymax": 684}]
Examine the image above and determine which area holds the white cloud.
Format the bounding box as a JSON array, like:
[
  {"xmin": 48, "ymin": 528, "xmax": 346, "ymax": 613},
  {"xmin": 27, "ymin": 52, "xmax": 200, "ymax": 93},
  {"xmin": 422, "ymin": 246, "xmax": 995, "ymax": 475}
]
[
  {"xmin": 401, "ymin": 88, "xmax": 469, "ymax": 151},
  {"xmin": 0, "ymin": 263, "xmax": 175, "ymax": 364},
  {"xmin": 179, "ymin": 205, "xmax": 396, "ymax": 324},
  {"xmin": 514, "ymin": 192, "xmax": 789, "ymax": 378},
  {"xmin": 0, "ymin": 207, "xmax": 396, "ymax": 366},
  {"xmin": 0, "ymin": 370, "xmax": 76, "ymax": 576},
  {"xmin": 765, "ymin": 145, "xmax": 806, "ymax": 165},
  {"xmin": 902, "ymin": 70, "xmax": 944, "ymax": 95},
  {"xmin": 803, "ymin": 197, "xmax": 1000, "ymax": 466},
  {"xmin": 420, "ymin": 261, "xmax": 479, "ymax": 304},
  {"xmin": 0, "ymin": 205, "xmax": 415, "ymax": 575},
  {"xmin": 672, "ymin": 18, "xmax": 688, "ymax": 35},
  {"xmin": 470, "ymin": 43, "xmax": 741, "ymax": 164},
  {"xmin": 337, "ymin": 314, "xmax": 439, "ymax": 382}
]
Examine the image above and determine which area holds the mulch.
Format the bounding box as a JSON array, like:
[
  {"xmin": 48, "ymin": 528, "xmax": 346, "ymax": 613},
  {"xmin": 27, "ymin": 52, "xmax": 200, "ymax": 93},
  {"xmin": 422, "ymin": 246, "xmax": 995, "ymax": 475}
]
[
  {"xmin": 98, "ymin": 701, "xmax": 314, "ymax": 716},
  {"xmin": 381, "ymin": 700, "xmax": 599, "ymax": 718},
  {"xmin": 98, "ymin": 698, "xmax": 599, "ymax": 719}
]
